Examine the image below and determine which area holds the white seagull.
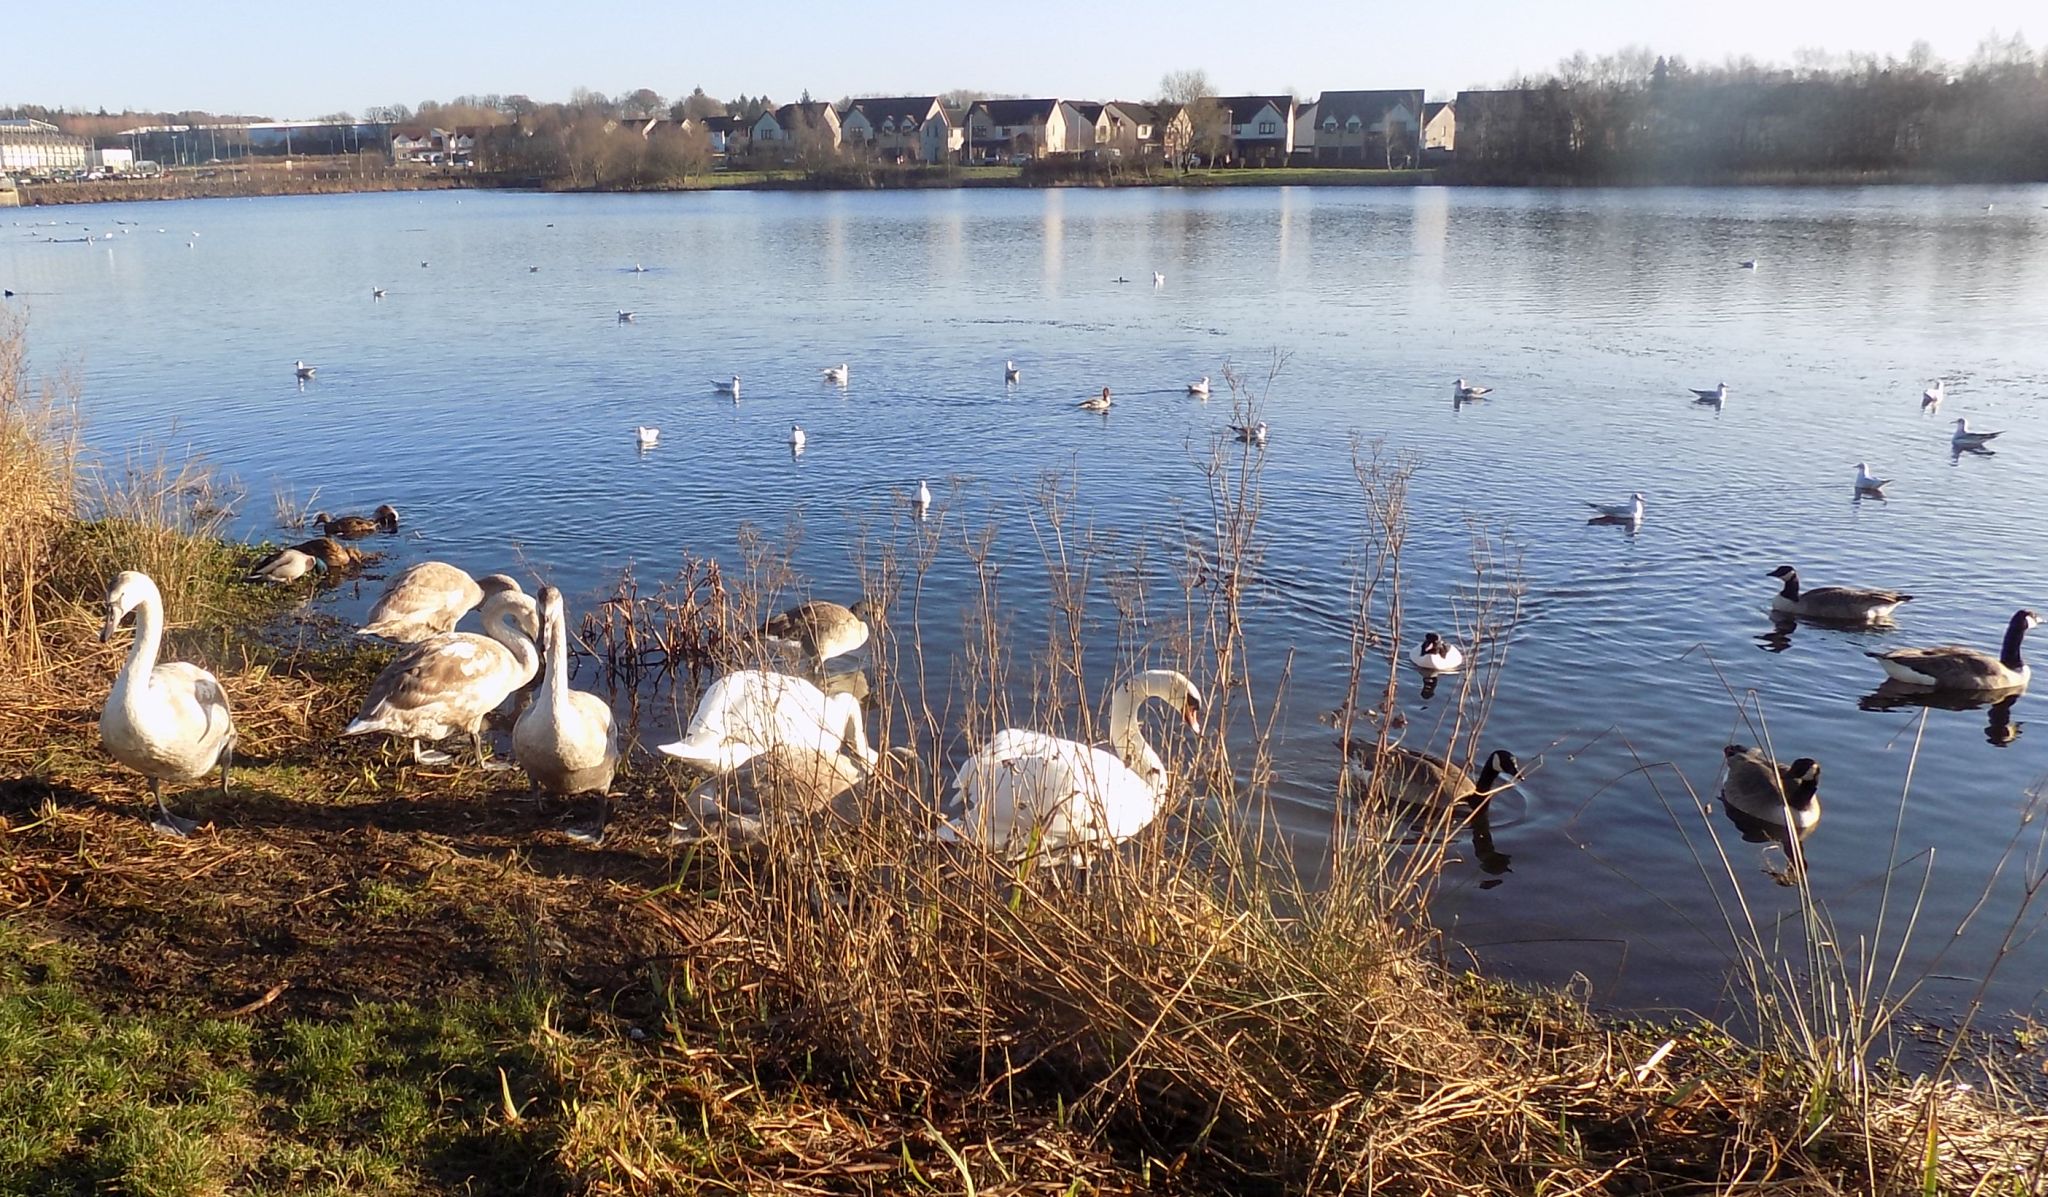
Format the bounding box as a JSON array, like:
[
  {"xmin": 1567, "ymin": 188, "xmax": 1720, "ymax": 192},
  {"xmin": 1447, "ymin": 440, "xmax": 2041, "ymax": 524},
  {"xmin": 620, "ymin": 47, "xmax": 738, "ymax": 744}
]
[
  {"xmin": 1854, "ymin": 463, "xmax": 1888, "ymax": 495},
  {"xmin": 1690, "ymin": 382, "xmax": 1729, "ymax": 404},
  {"xmin": 635, "ymin": 426, "xmax": 660, "ymax": 447},
  {"xmin": 372, "ymin": 287, "xmax": 386, "ymax": 300},
  {"xmin": 1230, "ymin": 421, "xmax": 1268, "ymax": 446},
  {"xmin": 293, "ymin": 360, "xmax": 316, "ymax": 381},
  {"xmin": 789, "ymin": 423, "xmax": 806, "ymax": 453},
  {"xmin": 714, "ymin": 375, "xmax": 741, "ymax": 397},
  {"xmin": 1153, "ymin": 271, "xmax": 1165, "ymax": 286},
  {"xmin": 616, "ymin": 310, "xmax": 635, "ymax": 323},
  {"xmin": 1922, "ymin": 380, "xmax": 1944, "ymax": 410},
  {"xmin": 1187, "ymin": 375, "xmax": 1211, "ymax": 397},
  {"xmin": 1952, "ymin": 417, "xmax": 2002, "ymax": 448},
  {"xmin": 822, "ymin": 363, "xmax": 849, "ymax": 385},
  {"xmin": 1453, "ymin": 377, "xmax": 1491, "ymax": 400},
  {"xmin": 1586, "ymin": 492, "xmax": 1646, "ymax": 522},
  {"xmin": 914, "ymin": 479, "xmax": 932, "ymax": 517},
  {"xmin": 1004, "ymin": 360, "xmax": 1021, "ymax": 383}
]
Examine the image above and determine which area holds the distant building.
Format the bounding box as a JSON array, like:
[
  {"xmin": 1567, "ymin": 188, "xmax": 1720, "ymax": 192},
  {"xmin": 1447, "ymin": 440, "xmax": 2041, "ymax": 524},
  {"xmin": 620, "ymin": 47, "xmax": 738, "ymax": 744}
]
[
  {"xmin": 389, "ymin": 126, "xmax": 478, "ymax": 166},
  {"xmin": 753, "ymin": 102, "xmax": 841, "ymax": 158},
  {"xmin": 1292, "ymin": 101, "xmax": 1319, "ymax": 160},
  {"xmin": 839, "ymin": 97, "xmax": 945, "ymax": 162},
  {"xmin": 1310, "ymin": 90, "xmax": 1425, "ymax": 166},
  {"xmin": 1093, "ymin": 102, "xmax": 1169, "ymax": 158},
  {"xmin": 1213, "ymin": 96, "xmax": 1295, "ymax": 166},
  {"xmin": 1454, "ymin": 88, "xmax": 1579, "ymax": 173},
  {"xmin": 1423, "ymin": 101, "xmax": 1456, "ymax": 153},
  {"xmin": 964, "ymin": 99, "xmax": 1090, "ymax": 161},
  {"xmin": 89, "ymin": 146, "xmax": 135, "ymax": 174},
  {"xmin": 0, "ymin": 118, "xmax": 90, "ymax": 176}
]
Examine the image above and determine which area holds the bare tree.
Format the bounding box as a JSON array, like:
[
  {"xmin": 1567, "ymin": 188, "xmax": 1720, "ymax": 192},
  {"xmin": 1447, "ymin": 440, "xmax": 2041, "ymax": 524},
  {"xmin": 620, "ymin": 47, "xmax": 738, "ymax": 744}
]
[
  {"xmin": 678, "ymin": 87, "xmax": 726, "ymax": 121},
  {"xmin": 623, "ymin": 88, "xmax": 666, "ymax": 119},
  {"xmin": 1159, "ymin": 68, "xmax": 1229, "ymax": 171}
]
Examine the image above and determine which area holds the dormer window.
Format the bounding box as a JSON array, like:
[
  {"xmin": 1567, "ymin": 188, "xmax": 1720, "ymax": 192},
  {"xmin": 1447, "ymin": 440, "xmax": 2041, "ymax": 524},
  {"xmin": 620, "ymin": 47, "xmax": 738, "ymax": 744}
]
[
  {"xmin": 1346, "ymin": 116, "xmax": 1362, "ymax": 131},
  {"xmin": 1323, "ymin": 117, "xmax": 1337, "ymax": 131}
]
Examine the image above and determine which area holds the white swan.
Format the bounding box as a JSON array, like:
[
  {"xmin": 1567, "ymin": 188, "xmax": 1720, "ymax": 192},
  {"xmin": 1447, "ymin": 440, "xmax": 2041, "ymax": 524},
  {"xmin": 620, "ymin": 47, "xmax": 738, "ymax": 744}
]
[
  {"xmin": 1952, "ymin": 417, "xmax": 2002, "ymax": 448},
  {"xmin": 1079, "ymin": 386, "xmax": 1113, "ymax": 412},
  {"xmin": 635, "ymin": 426, "xmax": 659, "ymax": 447},
  {"xmin": 1005, "ymin": 360, "xmax": 1021, "ymax": 383},
  {"xmin": 293, "ymin": 360, "xmax": 316, "ymax": 380},
  {"xmin": 361, "ymin": 565, "xmax": 522, "ymax": 644},
  {"xmin": 98, "ymin": 571, "xmax": 236, "ymax": 836},
  {"xmin": 914, "ymin": 479, "xmax": 932, "ymax": 517},
  {"xmin": 1854, "ymin": 463, "xmax": 1888, "ymax": 495},
  {"xmin": 1453, "ymin": 377, "xmax": 1490, "ymax": 400},
  {"xmin": 1411, "ymin": 632, "xmax": 1464, "ymax": 673},
  {"xmin": 1922, "ymin": 380, "xmax": 1944, "ymax": 410},
  {"xmin": 659, "ymin": 669, "xmax": 874, "ymax": 776},
  {"xmin": 714, "ymin": 375, "xmax": 741, "ymax": 397},
  {"xmin": 1586, "ymin": 492, "xmax": 1645, "ymax": 522},
  {"xmin": 789, "ymin": 423, "xmax": 806, "ymax": 453},
  {"xmin": 1187, "ymin": 376, "xmax": 1210, "ymax": 397},
  {"xmin": 1690, "ymin": 382, "xmax": 1729, "ymax": 404},
  {"xmin": 822, "ymin": 363, "xmax": 849, "ymax": 384},
  {"xmin": 344, "ymin": 587, "xmax": 539, "ymax": 766},
  {"xmin": 513, "ymin": 586, "xmax": 621, "ymax": 841},
  {"xmin": 941, "ymin": 669, "xmax": 1203, "ymax": 860}
]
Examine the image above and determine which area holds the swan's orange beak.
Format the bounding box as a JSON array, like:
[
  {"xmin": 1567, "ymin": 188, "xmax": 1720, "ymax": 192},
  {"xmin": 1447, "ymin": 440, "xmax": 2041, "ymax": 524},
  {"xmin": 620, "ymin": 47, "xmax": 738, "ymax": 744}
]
[{"xmin": 1182, "ymin": 699, "xmax": 1203, "ymax": 735}]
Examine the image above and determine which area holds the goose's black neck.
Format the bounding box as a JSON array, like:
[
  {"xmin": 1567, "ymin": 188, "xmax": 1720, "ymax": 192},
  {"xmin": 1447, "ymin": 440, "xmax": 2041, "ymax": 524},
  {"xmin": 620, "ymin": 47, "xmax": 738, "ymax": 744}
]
[
  {"xmin": 1776, "ymin": 571, "xmax": 1801, "ymax": 601},
  {"xmin": 2002, "ymin": 615, "xmax": 2030, "ymax": 670}
]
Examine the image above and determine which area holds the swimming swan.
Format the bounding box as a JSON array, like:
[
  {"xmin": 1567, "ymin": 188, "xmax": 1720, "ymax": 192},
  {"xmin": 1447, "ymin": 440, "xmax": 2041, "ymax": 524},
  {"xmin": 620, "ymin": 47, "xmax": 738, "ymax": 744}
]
[
  {"xmin": 941, "ymin": 669, "xmax": 1203, "ymax": 860},
  {"xmin": 513, "ymin": 586, "xmax": 621, "ymax": 841},
  {"xmin": 98, "ymin": 571, "xmax": 237, "ymax": 836},
  {"xmin": 344, "ymin": 587, "xmax": 540, "ymax": 766}
]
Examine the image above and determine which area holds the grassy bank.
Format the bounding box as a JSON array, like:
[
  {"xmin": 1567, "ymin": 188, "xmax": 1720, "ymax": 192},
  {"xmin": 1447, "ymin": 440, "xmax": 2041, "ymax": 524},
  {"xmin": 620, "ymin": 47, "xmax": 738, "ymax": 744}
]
[
  {"xmin": 4, "ymin": 315, "xmax": 2046, "ymax": 1195},
  {"xmin": 18, "ymin": 167, "xmax": 475, "ymax": 208}
]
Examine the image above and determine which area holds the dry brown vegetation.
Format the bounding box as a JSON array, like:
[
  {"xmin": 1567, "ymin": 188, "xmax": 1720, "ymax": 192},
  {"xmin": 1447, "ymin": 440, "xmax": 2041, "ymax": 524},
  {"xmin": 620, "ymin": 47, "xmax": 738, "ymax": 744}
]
[{"xmin": 3, "ymin": 318, "xmax": 2046, "ymax": 1195}]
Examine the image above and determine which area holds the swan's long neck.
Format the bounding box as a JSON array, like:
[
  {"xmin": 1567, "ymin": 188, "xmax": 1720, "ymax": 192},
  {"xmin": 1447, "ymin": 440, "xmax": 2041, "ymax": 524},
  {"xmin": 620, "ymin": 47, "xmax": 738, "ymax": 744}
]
[
  {"xmin": 2002, "ymin": 618, "xmax": 2029, "ymax": 671},
  {"xmin": 1777, "ymin": 572, "xmax": 1800, "ymax": 600},
  {"xmin": 118, "ymin": 593, "xmax": 165, "ymax": 699},
  {"xmin": 542, "ymin": 607, "xmax": 571, "ymax": 711},
  {"xmin": 1108, "ymin": 680, "xmax": 1166, "ymax": 790},
  {"xmin": 490, "ymin": 607, "xmax": 539, "ymax": 683}
]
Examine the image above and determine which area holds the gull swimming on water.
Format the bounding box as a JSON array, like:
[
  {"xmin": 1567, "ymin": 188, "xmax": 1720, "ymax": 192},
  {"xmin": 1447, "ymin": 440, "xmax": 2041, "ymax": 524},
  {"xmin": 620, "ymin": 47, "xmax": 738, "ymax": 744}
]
[
  {"xmin": 1690, "ymin": 382, "xmax": 1729, "ymax": 404},
  {"xmin": 1740, "ymin": 258, "xmax": 1759, "ymax": 269},
  {"xmin": 1951, "ymin": 417, "xmax": 2002, "ymax": 448},
  {"xmin": 1004, "ymin": 360, "xmax": 1021, "ymax": 383},
  {"xmin": 372, "ymin": 287, "xmax": 386, "ymax": 300},
  {"xmin": 1586, "ymin": 492, "xmax": 1646, "ymax": 522},
  {"xmin": 1187, "ymin": 376, "xmax": 1210, "ymax": 397},
  {"xmin": 1230, "ymin": 421, "xmax": 1268, "ymax": 446},
  {"xmin": 789, "ymin": 423, "xmax": 806, "ymax": 453},
  {"xmin": 1854, "ymin": 463, "xmax": 1889, "ymax": 496},
  {"xmin": 616, "ymin": 310, "xmax": 635, "ymax": 323},
  {"xmin": 822, "ymin": 363, "xmax": 849, "ymax": 385},
  {"xmin": 293, "ymin": 360, "xmax": 316, "ymax": 381},
  {"xmin": 1453, "ymin": 377, "xmax": 1491, "ymax": 400},
  {"xmin": 1922, "ymin": 380, "xmax": 1944, "ymax": 410},
  {"xmin": 914, "ymin": 479, "xmax": 932, "ymax": 518},
  {"xmin": 713, "ymin": 375, "xmax": 741, "ymax": 397},
  {"xmin": 1079, "ymin": 387, "xmax": 1113, "ymax": 412},
  {"xmin": 1153, "ymin": 271, "xmax": 1165, "ymax": 286},
  {"xmin": 635, "ymin": 426, "xmax": 659, "ymax": 448}
]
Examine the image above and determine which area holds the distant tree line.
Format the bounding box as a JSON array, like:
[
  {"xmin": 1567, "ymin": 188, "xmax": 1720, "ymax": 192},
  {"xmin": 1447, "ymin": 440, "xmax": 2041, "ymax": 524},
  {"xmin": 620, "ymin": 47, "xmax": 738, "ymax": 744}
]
[{"xmin": 1469, "ymin": 34, "xmax": 2048, "ymax": 182}]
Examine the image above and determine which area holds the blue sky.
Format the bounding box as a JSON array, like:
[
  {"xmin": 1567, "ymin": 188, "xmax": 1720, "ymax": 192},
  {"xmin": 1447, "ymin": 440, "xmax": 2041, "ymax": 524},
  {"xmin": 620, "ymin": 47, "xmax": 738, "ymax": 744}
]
[{"xmin": 7, "ymin": 0, "xmax": 2038, "ymax": 116}]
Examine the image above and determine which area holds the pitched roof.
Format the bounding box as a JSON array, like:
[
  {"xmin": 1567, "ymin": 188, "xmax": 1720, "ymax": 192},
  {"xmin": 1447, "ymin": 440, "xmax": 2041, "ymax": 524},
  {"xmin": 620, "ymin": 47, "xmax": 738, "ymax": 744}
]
[
  {"xmin": 1102, "ymin": 101, "xmax": 1159, "ymax": 125},
  {"xmin": 1423, "ymin": 101, "xmax": 1453, "ymax": 122},
  {"xmin": 1315, "ymin": 89, "xmax": 1425, "ymax": 127},
  {"xmin": 1067, "ymin": 102, "xmax": 1105, "ymax": 123},
  {"xmin": 1214, "ymin": 95, "xmax": 1292, "ymax": 124},
  {"xmin": 972, "ymin": 98, "xmax": 1061, "ymax": 125},
  {"xmin": 843, "ymin": 96, "xmax": 940, "ymax": 127},
  {"xmin": 774, "ymin": 101, "xmax": 838, "ymax": 127}
]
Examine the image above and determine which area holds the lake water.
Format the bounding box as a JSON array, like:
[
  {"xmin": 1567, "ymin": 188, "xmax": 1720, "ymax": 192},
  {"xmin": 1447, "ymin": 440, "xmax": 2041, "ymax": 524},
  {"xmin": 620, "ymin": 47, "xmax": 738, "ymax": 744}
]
[{"xmin": 8, "ymin": 184, "xmax": 2048, "ymax": 1031}]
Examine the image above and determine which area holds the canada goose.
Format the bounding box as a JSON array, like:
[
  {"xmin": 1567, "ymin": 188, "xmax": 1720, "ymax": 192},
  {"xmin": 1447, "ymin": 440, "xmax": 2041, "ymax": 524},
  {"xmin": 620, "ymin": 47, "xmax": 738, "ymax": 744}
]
[
  {"xmin": 98, "ymin": 571, "xmax": 237, "ymax": 836},
  {"xmin": 1922, "ymin": 381, "xmax": 1944, "ymax": 410},
  {"xmin": 1585, "ymin": 492, "xmax": 1645, "ymax": 522},
  {"xmin": 513, "ymin": 587, "xmax": 621, "ymax": 841},
  {"xmin": 360, "ymin": 565, "xmax": 522, "ymax": 644},
  {"xmin": 713, "ymin": 375, "xmax": 741, "ymax": 397},
  {"xmin": 1187, "ymin": 376, "xmax": 1210, "ymax": 397},
  {"xmin": 1411, "ymin": 632, "xmax": 1464, "ymax": 673},
  {"xmin": 1720, "ymin": 744, "xmax": 1821, "ymax": 833},
  {"xmin": 1952, "ymin": 417, "xmax": 2002, "ymax": 448},
  {"xmin": 761, "ymin": 599, "xmax": 873, "ymax": 674},
  {"xmin": 1867, "ymin": 609, "xmax": 2037, "ymax": 691},
  {"xmin": 1766, "ymin": 565, "xmax": 1912, "ymax": 623},
  {"xmin": 635, "ymin": 426, "xmax": 659, "ymax": 447},
  {"xmin": 1079, "ymin": 386, "xmax": 1113, "ymax": 412},
  {"xmin": 1230, "ymin": 421, "xmax": 1268, "ymax": 446},
  {"xmin": 344, "ymin": 587, "xmax": 540, "ymax": 766},
  {"xmin": 822, "ymin": 363, "xmax": 849, "ymax": 384},
  {"xmin": 941, "ymin": 669, "xmax": 1203, "ymax": 860},
  {"xmin": 1453, "ymin": 378, "xmax": 1491, "ymax": 400},
  {"xmin": 658, "ymin": 669, "xmax": 876, "ymax": 775},
  {"xmin": 789, "ymin": 423, "xmax": 806, "ymax": 453},
  {"xmin": 1690, "ymin": 383, "xmax": 1729, "ymax": 404},
  {"xmin": 1854, "ymin": 463, "xmax": 1889, "ymax": 495},
  {"xmin": 293, "ymin": 360, "xmax": 316, "ymax": 380},
  {"xmin": 372, "ymin": 287, "xmax": 386, "ymax": 300},
  {"xmin": 313, "ymin": 504, "xmax": 399, "ymax": 540},
  {"xmin": 616, "ymin": 310, "xmax": 635, "ymax": 323},
  {"xmin": 1004, "ymin": 360, "xmax": 1021, "ymax": 383},
  {"xmin": 1342, "ymin": 745, "xmax": 1519, "ymax": 811}
]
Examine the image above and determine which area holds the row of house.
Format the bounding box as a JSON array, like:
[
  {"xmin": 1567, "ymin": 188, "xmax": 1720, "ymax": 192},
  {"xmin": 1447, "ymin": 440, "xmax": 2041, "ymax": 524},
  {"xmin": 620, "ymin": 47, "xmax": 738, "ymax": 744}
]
[{"xmin": 506, "ymin": 90, "xmax": 1459, "ymax": 169}]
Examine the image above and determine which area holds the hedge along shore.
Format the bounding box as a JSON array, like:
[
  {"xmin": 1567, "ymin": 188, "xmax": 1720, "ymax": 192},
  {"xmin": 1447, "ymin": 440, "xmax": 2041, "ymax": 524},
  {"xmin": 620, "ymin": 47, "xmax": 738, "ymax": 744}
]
[{"xmin": 4, "ymin": 316, "xmax": 2048, "ymax": 1196}]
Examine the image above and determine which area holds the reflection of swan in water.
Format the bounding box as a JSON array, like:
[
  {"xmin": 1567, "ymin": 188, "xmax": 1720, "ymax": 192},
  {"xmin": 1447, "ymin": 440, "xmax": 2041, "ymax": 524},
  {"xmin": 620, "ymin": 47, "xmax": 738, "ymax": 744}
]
[
  {"xmin": 1859, "ymin": 685, "xmax": 2024, "ymax": 747},
  {"xmin": 1719, "ymin": 744, "xmax": 1821, "ymax": 882}
]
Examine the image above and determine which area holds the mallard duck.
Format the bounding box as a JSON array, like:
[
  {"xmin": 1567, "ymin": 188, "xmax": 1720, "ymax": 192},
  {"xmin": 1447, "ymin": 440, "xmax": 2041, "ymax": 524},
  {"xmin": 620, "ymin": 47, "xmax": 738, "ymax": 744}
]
[
  {"xmin": 513, "ymin": 587, "xmax": 620, "ymax": 841},
  {"xmin": 1187, "ymin": 376, "xmax": 1210, "ymax": 397},
  {"xmin": 360, "ymin": 565, "xmax": 521, "ymax": 644},
  {"xmin": 1720, "ymin": 744, "xmax": 1820, "ymax": 832},
  {"xmin": 314, "ymin": 504, "xmax": 399, "ymax": 539},
  {"xmin": 940, "ymin": 670, "xmax": 1203, "ymax": 860},
  {"xmin": 1585, "ymin": 493, "xmax": 1645, "ymax": 522},
  {"xmin": 1453, "ymin": 378, "xmax": 1491, "ymax": 400},
  {"xmin": 761, "ymin": 599, "xmax": 873, "ymax": 674},
  {"xmin": 1078, "ymin": 387, "xmax": 1113, "ymax": 412},
  {"xmin": 344, "ymin": 587, "xmax": 539, "ymax": 766},
  {"xmin": 98, "ymin": 571, "xmax": 237, "ymax": 836},
  {"xmin": 1868, "ymin": 609, "xmax": 2036, "ymax": 690},
  {"xmin": 1952, "ymin": 418, "xmax": 2002, "ymax": 448},
  {"xmin": 245, "ymin": 537, "xmax": 360, "ymax": 584},
  {"xmin": 822, "ymin": 363, "xmax": 849, "ymax": 384},
  {"xmin": 1342, "ymin": 745, "xmax": 1519, "ymax": 811},
  {"xmin": 1690, "ymin": 383, "xmax": 1729, "ymax": 404},
  {"xmin": 1411, "ymin": 632, "xmax": 1464, "ymax": 673},
  {"xmin": 1767, "ymin": 565, "xmax": 1911, "ymax": 623},
  {"xmin": 658, "ymin": 669, "xmax": 875, "ymax": 775}
]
